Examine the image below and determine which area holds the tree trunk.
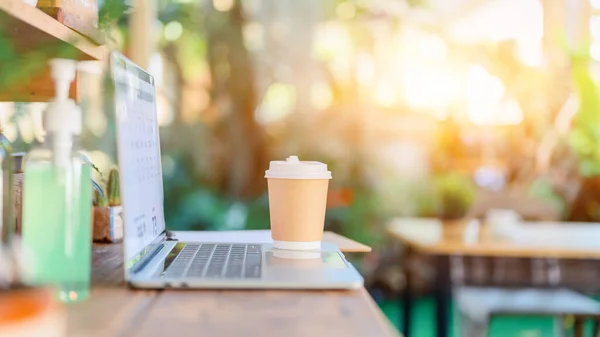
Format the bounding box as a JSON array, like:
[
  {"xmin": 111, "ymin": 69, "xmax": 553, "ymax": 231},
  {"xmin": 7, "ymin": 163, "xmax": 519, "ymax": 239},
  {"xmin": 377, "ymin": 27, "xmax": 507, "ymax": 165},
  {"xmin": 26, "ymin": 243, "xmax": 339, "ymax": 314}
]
[{"xmin": 204, "ymin": 0, "xmax": 268, "ymax": 199}]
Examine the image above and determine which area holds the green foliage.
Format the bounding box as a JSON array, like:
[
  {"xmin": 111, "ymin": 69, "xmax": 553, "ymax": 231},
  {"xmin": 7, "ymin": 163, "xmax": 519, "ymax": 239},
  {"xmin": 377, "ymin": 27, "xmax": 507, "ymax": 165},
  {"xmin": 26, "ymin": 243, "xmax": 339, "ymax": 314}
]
[
  {"xmin": 92, "ymin": 179, "xmax": 108, "ymax": 207},
  {"xmin": 527, "ymin": 178, "xmax": 567, "ymax": 217},
  {"xmin": 91, "ymin": 164, "xmax": 103, "ymax": 179},
  {"xmin": 326, "ymin": 187, "xmax": 383, "ymax": 248},
  {"xmin": 244, "ymin": 195, "xmax": 270, "ymax": 230},
  {"xmin": 107, "ymin": 168, "xmax": 121, "ymax": 206},
  {"xmin": 164, "ymin": 186, "xmax": 269, "ymax": 231},
  {"xmin": 90, "ymin": 166, "xmax": 119, "ymax": 207},
  {"xmin": 98, "ymin": 0, "xmax": 131, "ymax": 30},
  {"xmin": 569, "ymin": 53, "xmax": 600, "ymax": 177},
  {"xmin": 161, "ymin": 155, "xmax": 268, "ymax": 232}
]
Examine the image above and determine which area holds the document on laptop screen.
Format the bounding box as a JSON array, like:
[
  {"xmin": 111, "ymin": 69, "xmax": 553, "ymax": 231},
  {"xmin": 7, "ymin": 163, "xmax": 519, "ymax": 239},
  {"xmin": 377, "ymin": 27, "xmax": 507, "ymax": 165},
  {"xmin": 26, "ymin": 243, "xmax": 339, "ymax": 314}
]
[{"xmin": 111, "ymin": 52, "xmax": 166, "ymax": 263}]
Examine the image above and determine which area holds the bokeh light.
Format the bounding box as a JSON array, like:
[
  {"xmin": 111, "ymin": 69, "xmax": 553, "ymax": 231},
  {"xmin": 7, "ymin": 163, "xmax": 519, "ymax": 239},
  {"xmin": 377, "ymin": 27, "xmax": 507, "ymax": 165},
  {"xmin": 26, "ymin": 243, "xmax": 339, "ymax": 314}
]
[
  {"xmin": 164, "ymin": 21, "xmax": 183, "ymax": 42},
  {"xmin": 466, "ymin": 65, "xmax": 506, "ymax": 125},
  {"xmin": 310, "ymin": 82, "xmax": 334, "ymax": 110},
  {"xmin": 213, "ymin": 0, "xmax": 234, "ymax": 12},
  {"xmin": 336, "ymin": 2, "xmax": 356, "ymax": 20},
  {"xmin": 256, "ymin": 83, "xmax": 296, "ymax": 125}
]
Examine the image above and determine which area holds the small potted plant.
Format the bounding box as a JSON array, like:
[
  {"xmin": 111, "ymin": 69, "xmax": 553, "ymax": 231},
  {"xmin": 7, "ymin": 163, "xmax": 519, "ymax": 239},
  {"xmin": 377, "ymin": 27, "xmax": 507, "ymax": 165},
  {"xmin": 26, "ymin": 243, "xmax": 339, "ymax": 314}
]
[
  {"xmin": 92, "ymin": 168, "xmax": 123, "ymax": 243},
  {"xmin": 434, "ymin": 172, "xmax": 476, "ymax": 222}
]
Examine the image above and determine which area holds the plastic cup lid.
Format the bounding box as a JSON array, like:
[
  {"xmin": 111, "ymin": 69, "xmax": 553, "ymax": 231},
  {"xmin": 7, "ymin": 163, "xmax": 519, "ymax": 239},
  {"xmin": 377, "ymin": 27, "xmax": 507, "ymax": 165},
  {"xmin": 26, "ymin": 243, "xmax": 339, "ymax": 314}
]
[{"xmin": 265, "ymin": 156, "xmax": 332, "ymax": 180}]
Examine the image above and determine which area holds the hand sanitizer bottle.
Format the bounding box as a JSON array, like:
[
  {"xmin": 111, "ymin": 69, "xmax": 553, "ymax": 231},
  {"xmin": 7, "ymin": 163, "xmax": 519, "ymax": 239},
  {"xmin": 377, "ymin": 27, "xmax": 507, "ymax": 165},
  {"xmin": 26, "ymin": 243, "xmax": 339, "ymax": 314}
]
[
  {"xmin": 0, "ymin": 127, "xmax": 14, "ymax": 245},
  {"xmin": 21, "ymin": 59, "xmax": 93, "ymax": 303}
]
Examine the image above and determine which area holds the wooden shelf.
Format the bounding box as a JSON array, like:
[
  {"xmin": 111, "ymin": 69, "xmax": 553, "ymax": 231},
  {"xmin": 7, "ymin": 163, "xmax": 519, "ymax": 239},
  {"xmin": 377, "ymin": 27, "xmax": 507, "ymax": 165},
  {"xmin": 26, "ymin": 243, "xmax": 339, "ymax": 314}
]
[{"xmin": 0, "ymin": 0, "xmax": 107, "ymax": 102}]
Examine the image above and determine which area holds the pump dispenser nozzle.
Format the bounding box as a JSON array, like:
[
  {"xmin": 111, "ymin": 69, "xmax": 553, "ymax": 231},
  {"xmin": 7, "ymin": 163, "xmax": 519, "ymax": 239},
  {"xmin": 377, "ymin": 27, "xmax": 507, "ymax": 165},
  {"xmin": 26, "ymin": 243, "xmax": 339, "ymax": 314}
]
[
  {"xmin": 44, "ymin": 58, "xmax": 81, "ymax": 137},
  {"xmin": 49, "ymin": 59, "xmax": 76, "ymax": 102}
]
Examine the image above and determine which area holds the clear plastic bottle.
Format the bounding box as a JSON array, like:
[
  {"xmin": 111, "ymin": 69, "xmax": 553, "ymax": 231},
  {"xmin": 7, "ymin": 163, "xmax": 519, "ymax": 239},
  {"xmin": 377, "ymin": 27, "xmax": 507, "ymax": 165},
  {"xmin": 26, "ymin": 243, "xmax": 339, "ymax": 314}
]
[
  {"xmin": 0, "ymin": 128, "xmax": 14, "ymax": 245},
  {"xmin": 21, "ymin": 59, "xmax": 92, "ymax": 303},
  {"xmin": 0, "ymin": 127, "xmax": 17, "ymax": 289}
]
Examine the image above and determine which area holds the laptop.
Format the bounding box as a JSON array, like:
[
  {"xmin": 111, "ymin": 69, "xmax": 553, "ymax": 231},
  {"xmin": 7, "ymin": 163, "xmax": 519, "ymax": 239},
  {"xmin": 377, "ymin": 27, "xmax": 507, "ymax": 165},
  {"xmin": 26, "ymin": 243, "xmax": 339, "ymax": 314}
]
[{"xmin": 109, "ymin": 51, "xmax": 364, "ymax": 289}]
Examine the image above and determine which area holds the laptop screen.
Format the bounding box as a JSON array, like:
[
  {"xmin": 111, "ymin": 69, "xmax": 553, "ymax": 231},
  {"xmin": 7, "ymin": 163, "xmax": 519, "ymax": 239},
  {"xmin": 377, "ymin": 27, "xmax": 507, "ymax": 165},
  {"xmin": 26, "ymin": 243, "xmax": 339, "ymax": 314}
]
[{"xmin": 110, "ymin": 51, "xmax": 166, "ymax": 265}]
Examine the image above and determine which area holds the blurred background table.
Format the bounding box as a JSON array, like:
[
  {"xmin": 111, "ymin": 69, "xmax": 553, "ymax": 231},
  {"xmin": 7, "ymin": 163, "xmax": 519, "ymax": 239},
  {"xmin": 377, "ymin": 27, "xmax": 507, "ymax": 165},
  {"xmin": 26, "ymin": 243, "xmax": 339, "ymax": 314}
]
[
  {"xmin": 388, "ymin": 218, "xmax": 600, "ymax": 259},
  {"xmin": 387, "ymin": 218, "xmax": 600, "ymax": 337},
  {"xmin": 66, "ymin": 231, "xmax": 396, "ymax": 337}
]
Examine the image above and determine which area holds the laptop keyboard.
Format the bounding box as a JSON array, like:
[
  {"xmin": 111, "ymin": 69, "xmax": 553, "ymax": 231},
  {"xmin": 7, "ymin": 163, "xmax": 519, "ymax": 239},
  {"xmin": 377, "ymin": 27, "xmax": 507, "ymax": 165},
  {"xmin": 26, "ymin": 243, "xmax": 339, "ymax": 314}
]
[{"xmin": 162, "ymin": 244, "xmax": 262, "ymax": 279}]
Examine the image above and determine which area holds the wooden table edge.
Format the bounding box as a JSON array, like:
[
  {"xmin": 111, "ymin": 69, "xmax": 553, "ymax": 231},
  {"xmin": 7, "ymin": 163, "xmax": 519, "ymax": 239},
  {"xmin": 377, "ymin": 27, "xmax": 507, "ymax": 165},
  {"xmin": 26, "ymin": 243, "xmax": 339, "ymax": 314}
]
[
  {"xmin": 358, "ymin": 287, "xmax": 404, "ymax": 337},
  {"xmin": 386, "ymin": 226, "xmax": 600, "ymax": 259},
  {"xmin": 323, "ymin": 231, "xmax": 372, "ymax": 253}
]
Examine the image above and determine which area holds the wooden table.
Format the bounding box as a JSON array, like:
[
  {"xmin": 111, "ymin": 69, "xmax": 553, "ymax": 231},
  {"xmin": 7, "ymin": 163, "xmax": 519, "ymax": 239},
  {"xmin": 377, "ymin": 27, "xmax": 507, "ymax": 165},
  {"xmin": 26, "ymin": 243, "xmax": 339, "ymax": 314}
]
[
  {"xmin": 386, "ymin": 218, "xmax": 600, "ymax": 337},
  {"xmin": 67, "ymin": 230, "xmax": 399, "ymax": 337}
]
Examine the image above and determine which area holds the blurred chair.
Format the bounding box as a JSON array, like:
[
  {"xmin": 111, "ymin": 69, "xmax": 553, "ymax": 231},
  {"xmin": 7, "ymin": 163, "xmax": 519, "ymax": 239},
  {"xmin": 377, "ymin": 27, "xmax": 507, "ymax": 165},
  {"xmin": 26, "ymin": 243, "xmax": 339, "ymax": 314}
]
[
  {"xmin": 575, "ymin": 315, "xmax": 600, "ymax": 337},
  {"xmin": 559, "ymin": 259, "xmax": 600, "ymax": 294},
  {"xmin": 455, "ymin": 287, "xmax": 600, "ymax": 337},
  {"xmin": 448, "ymin": 189, "xmax": 600, "ymax": 336},
  {"xmin": 451, "ymin": 255, "xmax": 600, "ymax": 337}
]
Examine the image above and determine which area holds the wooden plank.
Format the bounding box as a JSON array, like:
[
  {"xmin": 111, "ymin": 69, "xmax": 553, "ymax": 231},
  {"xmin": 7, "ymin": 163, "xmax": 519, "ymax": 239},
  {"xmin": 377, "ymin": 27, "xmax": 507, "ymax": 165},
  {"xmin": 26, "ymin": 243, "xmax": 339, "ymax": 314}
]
[
  {"xmin": 67, "ymin": 288, "xmax": 157, "ymax": 337},
  {"xmin": 90, "ymin": 242, "xmax": 127, "ymax": 286},
  {"xmin": 387, "ymin": 217, "xmax": 600, "ymax": 259},
  {"xmin": 171, "ymin": 230, "xmax": 372, "ymax": 253},
  {"xmin": 0, "ymin": 0, "xmax": 105, "ymax": 101},
  {"xmin": 129, "ymin": 288, "xmax": 399, "ymax": 337},
  {"xmin": 66, "ymin": 244, "xmax": 158, "ymax": 337},
  {"xmin": 79, "ymin": 238, "xmax": 394, "ymax": 337},
  {"xmin": 0, "ymin": 0, "xmax": 104, "ymax": 60},
  {"xmin": 37, "ymin": 0, "xmax": 105, "ymax": 44}
]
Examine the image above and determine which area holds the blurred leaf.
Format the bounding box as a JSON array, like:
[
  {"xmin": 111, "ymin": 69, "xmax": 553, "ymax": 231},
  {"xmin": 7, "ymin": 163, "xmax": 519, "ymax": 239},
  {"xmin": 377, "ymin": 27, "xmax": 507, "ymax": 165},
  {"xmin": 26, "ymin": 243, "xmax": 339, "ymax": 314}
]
[
  {"xmin": 528, "ymin": 178, "xmax": 566, "ymax": 216},
  {"xmin": 325, "ymin": 187, "xmax": 383, "ymax": 247},
  {"xmin": 177, "ymin": 33, "xmax": 208, "ymax": 81},
  {"xmin": 569, "ymin": 129, "xmax": 594, "ymax": 156},
  {"xmin": 245, "ymin": 194, "xmax": 270, "ymax": 230},
  {"xmin": 99, "ymin": 0, "xmax": 131, "ymax": 30},
  {"xmin": 570, "ymin": 53, "xmax": 600, "ymax": 177},
  {"xmin": 580, "ymin": 159, "xmax": 600, "ymax": 177}
]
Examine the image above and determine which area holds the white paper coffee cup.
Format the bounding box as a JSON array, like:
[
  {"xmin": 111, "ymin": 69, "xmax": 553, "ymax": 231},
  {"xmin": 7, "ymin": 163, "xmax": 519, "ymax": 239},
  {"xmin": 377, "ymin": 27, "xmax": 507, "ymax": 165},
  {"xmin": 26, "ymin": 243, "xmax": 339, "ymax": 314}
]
[{"xmin": 265, "ymin": 156, "xmax": 331, "ymax": 250}]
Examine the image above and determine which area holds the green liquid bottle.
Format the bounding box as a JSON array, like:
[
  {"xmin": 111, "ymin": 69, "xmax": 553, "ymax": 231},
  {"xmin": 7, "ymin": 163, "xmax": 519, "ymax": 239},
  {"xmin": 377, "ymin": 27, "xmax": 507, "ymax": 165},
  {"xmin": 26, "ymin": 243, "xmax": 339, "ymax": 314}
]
[{"xmin": 21, "ymin": 59, "xmax": 92, "ymax": 302}]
